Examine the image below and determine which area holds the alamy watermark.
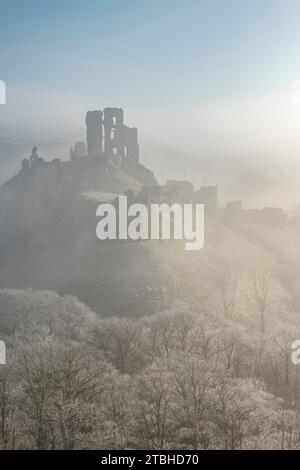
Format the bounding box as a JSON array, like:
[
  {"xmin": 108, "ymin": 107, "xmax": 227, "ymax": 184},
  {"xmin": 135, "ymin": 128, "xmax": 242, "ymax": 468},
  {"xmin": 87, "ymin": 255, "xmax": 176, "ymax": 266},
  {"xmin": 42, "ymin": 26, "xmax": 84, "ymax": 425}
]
[
  {"xmin": 291, "ymin": 340, "xmax": 300, "ymax": 365},
  {"xmin": 96, "ymin": 196, "xmax": 205, "ymax": 251},
  {"xmin": 0, "ymin": 80, "xmax": 6, "ymax": 104},
  {"xmin": 0, "ymin": 341, "xmax": 6, "ymax": 365}
]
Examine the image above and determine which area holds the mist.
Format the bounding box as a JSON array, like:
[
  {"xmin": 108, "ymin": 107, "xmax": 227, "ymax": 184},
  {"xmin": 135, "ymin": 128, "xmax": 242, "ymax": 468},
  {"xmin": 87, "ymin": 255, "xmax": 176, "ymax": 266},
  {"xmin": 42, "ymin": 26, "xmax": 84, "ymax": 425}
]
[{"xmin": 2, "ymin": 85, "xmax": 300, "ymax": 208}]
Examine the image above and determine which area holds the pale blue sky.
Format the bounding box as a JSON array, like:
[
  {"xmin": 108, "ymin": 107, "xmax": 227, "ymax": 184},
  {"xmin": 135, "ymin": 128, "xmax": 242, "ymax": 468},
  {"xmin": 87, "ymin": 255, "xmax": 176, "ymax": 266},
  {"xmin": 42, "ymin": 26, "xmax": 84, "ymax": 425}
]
[{"xmin": 1, "ymin": 0, "xmax": 300, "ymax": 106}]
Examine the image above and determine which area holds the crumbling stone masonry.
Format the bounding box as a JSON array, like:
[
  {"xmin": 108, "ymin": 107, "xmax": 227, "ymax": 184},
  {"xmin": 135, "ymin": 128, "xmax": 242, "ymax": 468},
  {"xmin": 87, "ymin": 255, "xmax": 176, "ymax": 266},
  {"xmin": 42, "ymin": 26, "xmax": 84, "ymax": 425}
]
[{"xmin": 86, "ymin": 108, "xmax": 139, "ymax": 166}]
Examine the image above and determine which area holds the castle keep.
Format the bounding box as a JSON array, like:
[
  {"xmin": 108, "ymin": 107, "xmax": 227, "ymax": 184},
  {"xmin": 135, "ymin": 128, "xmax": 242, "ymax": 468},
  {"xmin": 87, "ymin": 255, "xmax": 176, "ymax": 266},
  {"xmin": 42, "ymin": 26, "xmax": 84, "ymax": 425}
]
[
  {"xmin": 16, "ymin": 108, "xmax": 156, "ymax": 193},
  {"xmin": 71, "ymin": 108, "xmax": 139, "ymax": 166}
]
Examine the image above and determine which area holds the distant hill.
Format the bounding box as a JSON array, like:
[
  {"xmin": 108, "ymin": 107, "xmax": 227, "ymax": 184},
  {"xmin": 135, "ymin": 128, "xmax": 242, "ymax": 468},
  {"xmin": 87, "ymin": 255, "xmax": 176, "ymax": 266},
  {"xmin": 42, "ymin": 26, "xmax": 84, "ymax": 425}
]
[
  {"xmin": 0, "ymin": 167, "xmax": 170, "ymax": 317},
  {"xmin": 0, "ymin": 163, "xmax": 299, "ymax": 318}
]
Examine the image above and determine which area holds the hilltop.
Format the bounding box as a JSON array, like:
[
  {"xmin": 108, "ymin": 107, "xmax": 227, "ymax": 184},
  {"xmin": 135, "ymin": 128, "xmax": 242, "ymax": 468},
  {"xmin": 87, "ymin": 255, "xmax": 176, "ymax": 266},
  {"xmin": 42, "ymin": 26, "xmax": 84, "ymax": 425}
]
[{"xmin": 0, "ymin": 107, "xmax": 299, "ymax": 317}]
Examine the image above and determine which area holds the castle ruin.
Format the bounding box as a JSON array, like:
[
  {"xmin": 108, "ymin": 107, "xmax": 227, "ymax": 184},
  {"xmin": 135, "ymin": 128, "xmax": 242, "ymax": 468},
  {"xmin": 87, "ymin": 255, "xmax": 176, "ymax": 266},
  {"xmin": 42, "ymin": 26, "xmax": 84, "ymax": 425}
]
[{"xmin": 86, "ymin": 107, "xmax": 139, "ymax": 166}]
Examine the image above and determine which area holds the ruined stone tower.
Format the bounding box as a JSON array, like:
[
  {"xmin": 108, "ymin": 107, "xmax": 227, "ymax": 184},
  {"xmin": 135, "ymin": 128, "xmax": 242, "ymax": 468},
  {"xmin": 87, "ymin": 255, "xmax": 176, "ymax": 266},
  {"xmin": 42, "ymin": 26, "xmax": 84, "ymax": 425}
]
[
  {"xmin": 85, "ymin": 108, "xmax": 140, "ymax": 166},
  {"xmin": 194, "ymin": 186, "xmax": 218, "ymax": 216},
  {"xmin": 86, "ymin": 110, "xmax": 103, "ymax": 159}
]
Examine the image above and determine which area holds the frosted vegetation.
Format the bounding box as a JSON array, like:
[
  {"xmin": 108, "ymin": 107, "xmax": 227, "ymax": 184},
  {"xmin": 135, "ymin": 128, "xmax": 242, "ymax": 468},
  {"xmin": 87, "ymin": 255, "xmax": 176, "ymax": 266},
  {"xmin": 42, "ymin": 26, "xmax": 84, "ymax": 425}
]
[{"xmin": 0, "ymin": 271, "xmax": 300, "ymax": 450}]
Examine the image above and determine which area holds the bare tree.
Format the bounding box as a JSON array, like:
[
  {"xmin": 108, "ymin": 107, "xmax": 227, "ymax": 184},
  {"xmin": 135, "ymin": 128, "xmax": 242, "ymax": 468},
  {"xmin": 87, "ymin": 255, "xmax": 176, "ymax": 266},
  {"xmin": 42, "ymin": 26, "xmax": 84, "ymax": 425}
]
[
  {"xmin": 212, "ymin": 262, "xmax": 241, "ymax": 318},
  {"xmin": 136, "ymin": 363, "xmax": 173, "ymax": 449},
  {"xmin": 167, "ymin": 355, "xmax": 216, "ymax": 449},
  {"xmin": 49, "ymin": 345, "xmax": 102, "ymax": 450},
  {"xmin": 91, "ymin": 318, "xmax": 143, "ymax": 374},
  {"xmin": 16, "ymin": 347, "xmax": 53, "ymax": 449},
  {"xmin": 0, "ymin": 368, "xmax": 16, "ymax": 449},
  {"xmin": 250, "ymin": 272, "xmax": 275, "ymax": 335}
]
